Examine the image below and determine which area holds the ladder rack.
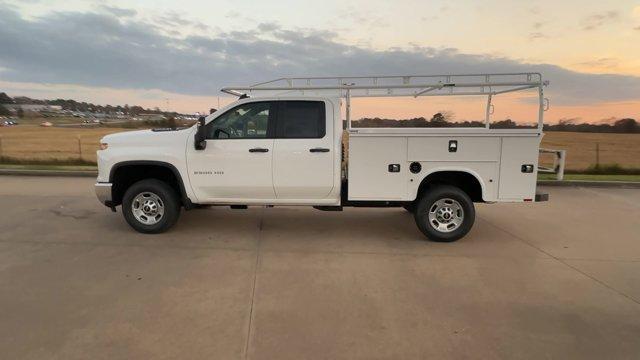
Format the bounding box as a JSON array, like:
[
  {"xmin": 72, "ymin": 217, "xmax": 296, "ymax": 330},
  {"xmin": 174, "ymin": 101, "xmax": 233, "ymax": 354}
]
[{"xmin": 220, "ymin": 73, "xmax": 549, "ymax": 131}]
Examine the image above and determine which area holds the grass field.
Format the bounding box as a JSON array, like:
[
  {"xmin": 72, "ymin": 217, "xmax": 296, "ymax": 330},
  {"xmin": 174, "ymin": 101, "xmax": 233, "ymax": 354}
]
[
  {"xmin": 1, "ymin": 124, "xmax": 638, "ymax": 171},
  {"xmin": 540, "ymin": 131, "xmax": 640, "ymax": 170},
  {"xmin": 0, "ymin": 125, "xmax": 131, "ymax": 162}
]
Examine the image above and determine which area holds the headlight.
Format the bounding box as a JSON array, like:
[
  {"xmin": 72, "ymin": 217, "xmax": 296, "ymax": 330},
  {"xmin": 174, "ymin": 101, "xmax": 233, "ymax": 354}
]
[{"xmin": 99, "ymin": 142, "xmax": 109, "ymax": 150}]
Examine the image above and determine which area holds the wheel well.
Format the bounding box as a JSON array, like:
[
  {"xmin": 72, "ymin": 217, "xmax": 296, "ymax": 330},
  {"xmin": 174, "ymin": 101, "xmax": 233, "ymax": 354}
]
[
  {"xmin": 110, "ymin": 163, "xmax": 185, "ymax": 206},
  {"xmin": 417, "ymin": 171, "xmax": 484, "ymax": 202}
]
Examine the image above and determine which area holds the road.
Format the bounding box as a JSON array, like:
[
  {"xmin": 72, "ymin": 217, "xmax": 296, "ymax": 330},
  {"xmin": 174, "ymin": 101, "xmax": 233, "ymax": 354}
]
[{"xmin": 0, "ymin": 176, "xmax": 639, "ymax": 359}]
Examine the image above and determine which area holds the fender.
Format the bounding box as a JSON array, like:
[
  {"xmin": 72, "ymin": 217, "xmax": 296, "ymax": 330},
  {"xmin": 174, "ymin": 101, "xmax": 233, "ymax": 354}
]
[
  {"xmin": 410, "ymin": 167, "xmax": 488, "ymax": 202},
  {"xmin": 109, "ymin": 160, "xmax": 195, "ymax": 209}
]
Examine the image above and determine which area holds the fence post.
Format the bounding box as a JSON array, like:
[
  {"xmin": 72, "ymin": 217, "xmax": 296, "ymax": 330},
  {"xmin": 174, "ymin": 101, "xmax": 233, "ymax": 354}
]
[
  {"xmin": 595, "ymin": 142, "xmax": 600, "ymax": 169},
  {"xmin": 77, "ymin": 135, "xmax": 82, "ymax": 161},
  {"xmin": 557, "ymin": 150, "xmax": 566, "ymax": 181},
  {"xmin": 0, "ymin": 135, "xmax": 3, "ymax": 159}
]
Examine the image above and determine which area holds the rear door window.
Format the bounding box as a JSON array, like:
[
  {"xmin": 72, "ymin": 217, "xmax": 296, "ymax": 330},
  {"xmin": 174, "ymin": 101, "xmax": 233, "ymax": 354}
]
[{"xmin": 276, "ymin": 101, "xmax": 326, "ymax": 138}]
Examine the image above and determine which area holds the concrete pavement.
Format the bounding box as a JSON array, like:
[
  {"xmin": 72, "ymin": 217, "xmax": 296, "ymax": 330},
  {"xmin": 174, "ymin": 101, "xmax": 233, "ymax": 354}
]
[{"xmin": 0, "ymin": 176, "xmax": 639, "ymax": 359}]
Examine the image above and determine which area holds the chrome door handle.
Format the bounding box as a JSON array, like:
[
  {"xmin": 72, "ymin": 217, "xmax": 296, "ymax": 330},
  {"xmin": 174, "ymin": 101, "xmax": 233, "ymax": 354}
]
[
  {"xmin": 249, "ymin": 148, "xmax": 269, "ymax": 153},
  {"xmin": 309, "ymin": 148, "xmax": 330, "ymax": 153}
]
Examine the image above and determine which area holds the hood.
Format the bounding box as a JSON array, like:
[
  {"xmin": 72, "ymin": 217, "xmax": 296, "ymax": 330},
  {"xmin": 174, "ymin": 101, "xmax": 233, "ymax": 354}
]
[{"xmin": 101, "ymin": 127, "xmax": 194, "ymax": 146}]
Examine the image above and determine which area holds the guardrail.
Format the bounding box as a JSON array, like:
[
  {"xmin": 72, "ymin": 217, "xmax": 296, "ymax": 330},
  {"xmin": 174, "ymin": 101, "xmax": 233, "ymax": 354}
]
[{"xmin": 539, "ymin": 148, "xmax": 566, "ymax": 180}]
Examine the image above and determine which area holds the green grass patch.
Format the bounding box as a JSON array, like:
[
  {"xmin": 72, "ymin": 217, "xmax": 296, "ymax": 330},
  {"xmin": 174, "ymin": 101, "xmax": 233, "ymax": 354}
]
[
  {"xmin": 0, "ymin": 163, "xmax": 97, "ymax": 171},
  {"xmin": 0, "ymin": 156, "xmax": 96, "ymax": 166},
  {"xmin": 565, "ymin": 163, "xmax": 640, "ymax": 175},
  {"xmin": 538, "ymin": 173, "xmax": 640, "ymax": 182}
]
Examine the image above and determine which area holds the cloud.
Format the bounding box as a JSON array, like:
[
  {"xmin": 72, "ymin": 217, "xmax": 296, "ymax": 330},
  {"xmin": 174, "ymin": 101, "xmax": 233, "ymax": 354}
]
[
  {"xmin": 0, "ymin": 7, "xmax": 640, "ymax": 106},
  {"xmin": 577, "ymin": 57, "xmax": 619, "ymax": 70},
  {"xmin": 100, "ymin": 5, "xmax": 137, "ymax": 18},
  {"xmin": 528, "ymin": 32, "xmax": 548, "ymax": 41},
  {"xmin": 581, "ymin": 11, "xmax": 619, "ymax": 30}
]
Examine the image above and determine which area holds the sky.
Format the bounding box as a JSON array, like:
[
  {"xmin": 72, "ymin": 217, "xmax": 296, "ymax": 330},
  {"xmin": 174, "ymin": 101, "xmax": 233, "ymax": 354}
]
[{"xmin": 0, "ymin": 0, "xmax": 639, "ymax": 123}]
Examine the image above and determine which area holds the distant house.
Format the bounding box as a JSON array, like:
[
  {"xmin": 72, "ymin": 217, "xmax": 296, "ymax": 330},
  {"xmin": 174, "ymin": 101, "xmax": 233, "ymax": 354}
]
[{"xmin": 136, "ymin": 113, "xmax": 166, "ymax": 121}]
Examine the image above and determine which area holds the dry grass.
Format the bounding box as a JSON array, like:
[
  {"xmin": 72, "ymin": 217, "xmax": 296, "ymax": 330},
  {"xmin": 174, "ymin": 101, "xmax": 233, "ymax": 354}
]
[
  {"xmin": 1, "ymin": 126, "xmax": 638, "ymax": 171},
  {"xmin": 541, "ymin": 132, "xmax": 640, "ymax": 170},
  {"xmin": 0, "ymin": 125, "xmax": 131, "ymax": 162}
]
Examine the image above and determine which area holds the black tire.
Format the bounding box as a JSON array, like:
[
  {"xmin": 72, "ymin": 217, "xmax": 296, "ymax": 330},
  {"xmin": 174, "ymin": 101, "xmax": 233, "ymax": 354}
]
[
  {"xmin": 122, "ymin": 179, "xmax": 181, "ymax": 234},
  {"xmin": 413, "ymin": 185, "xmax": 475, "ymax": 242},
  {"xmin": 402, "ymin": 203, "xmax": 416, "ymax": 213}
]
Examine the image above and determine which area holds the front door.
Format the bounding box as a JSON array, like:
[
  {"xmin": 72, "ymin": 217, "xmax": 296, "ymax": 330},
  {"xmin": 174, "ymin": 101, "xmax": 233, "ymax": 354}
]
[
  {"xmin": 272, "ymin": 100, "xmax": 335, "ymax": 199},
  {"xmin": 186, "ymin": 101, "xmax": 276, "ymax": 202}
]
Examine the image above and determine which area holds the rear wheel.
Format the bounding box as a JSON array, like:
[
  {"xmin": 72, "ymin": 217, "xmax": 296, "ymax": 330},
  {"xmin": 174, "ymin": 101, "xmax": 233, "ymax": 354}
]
[
  {"xmin": 414, "ymin": 185, "xmax": 475, "ymax": 242},
  {"xmin": 122, "ymin": 179, "xmax": 181, "ymax": 234}
]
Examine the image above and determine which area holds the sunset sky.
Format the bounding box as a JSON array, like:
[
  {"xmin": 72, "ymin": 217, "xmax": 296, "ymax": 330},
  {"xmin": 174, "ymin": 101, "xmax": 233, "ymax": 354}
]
[{"xmin": 1, "ymin": 0, "xmax": 640, "ymax": 123}]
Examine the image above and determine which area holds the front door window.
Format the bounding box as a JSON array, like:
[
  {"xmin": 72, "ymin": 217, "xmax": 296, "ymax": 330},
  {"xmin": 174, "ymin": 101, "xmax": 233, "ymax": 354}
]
[{"xmin": 206, "ymin": 102, "xmax": 271, "ymax": 139}]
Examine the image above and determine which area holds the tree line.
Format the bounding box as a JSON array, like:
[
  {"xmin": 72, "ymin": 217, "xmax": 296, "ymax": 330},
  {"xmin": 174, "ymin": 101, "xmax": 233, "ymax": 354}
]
[
  {"xmin": 351, "ymin": 113, "xmax": 639, "ymax": 133},
  {"xmin": 0, "ymin": 92, "xmax": 187, "ymax": 117}
]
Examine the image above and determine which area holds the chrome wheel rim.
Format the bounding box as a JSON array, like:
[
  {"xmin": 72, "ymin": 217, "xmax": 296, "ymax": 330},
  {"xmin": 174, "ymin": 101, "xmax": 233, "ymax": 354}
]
[
  {"xmin": 131, "ymin": 192, "xmax": 164, "ymax": 225},
  {"xmin": 427, "ymin": 198, "xmax": 464, "ymax": 233}
]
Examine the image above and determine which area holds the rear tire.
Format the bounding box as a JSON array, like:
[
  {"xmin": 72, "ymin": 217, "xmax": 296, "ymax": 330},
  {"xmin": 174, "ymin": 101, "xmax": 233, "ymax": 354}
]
[
  {"xmin": 414, "ymin": 185, "xmax": 475, "ymax": 242},
  {"xmin": 122, "ymin": 179, "xmax": 181, "ymax": 234}
]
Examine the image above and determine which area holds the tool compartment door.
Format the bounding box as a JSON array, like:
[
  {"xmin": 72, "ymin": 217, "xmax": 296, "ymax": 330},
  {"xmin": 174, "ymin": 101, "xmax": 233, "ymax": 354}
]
[
  {"xmin": 498, "ymin": 136, "xmax": 542, "ymax": 200},
  {"xmin": 348, "ymin": 136, "xmax": 407, "ymax": 200}
]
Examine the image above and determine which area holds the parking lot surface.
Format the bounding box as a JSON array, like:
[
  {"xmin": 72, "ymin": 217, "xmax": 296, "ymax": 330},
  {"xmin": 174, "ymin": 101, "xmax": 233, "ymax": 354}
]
[{"xmin": 0, "ymin": 176, "xmax": 639, "ymax": 359}]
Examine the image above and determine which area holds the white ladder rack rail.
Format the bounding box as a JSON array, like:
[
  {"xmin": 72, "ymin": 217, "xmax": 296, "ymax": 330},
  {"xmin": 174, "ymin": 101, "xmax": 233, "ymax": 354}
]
[{"xmin": 220, "ymin": 73, "xmax": 549, "ymax": 131}]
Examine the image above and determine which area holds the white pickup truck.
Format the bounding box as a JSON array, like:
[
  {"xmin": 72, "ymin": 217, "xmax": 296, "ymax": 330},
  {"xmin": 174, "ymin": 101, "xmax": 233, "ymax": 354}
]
[{"xmin": 95, "ymin": 73, "xmax": 548, "ymax": 242}]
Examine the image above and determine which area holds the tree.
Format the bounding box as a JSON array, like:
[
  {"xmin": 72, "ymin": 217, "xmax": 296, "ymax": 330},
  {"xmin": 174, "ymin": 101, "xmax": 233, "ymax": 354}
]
[
  {"xmin": 429, "ymin": 112, "xmax": 449, "ymax": 127},
  {"xmin": 16, "ymin": 107, "xmax": 25, "ymax": 118},
  {"xmin": 0, "ymin": 104, "xmax": 12, "ymax": 116},
  {"xmin": 492, "ymin": 119, "xmax": 517, "ymax": 129},
  {"xmin": 0, "ymin": 92, "xmax": 14, "ymax": 104},
  {"xmin": 613, "ymin": 118, "xmax": 638, "ymax": 133},
  {"xmin": 167, "ymin": 116, "xmax": 178, "ymax": 128}
]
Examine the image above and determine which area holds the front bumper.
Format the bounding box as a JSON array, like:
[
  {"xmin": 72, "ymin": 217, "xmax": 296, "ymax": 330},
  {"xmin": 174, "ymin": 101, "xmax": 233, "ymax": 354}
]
[{"xmin": 95, "ymin": 182, "xmax": 113, "ymax": 206}]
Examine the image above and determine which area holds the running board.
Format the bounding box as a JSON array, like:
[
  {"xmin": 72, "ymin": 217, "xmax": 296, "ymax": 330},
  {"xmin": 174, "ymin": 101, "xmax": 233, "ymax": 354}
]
[{"xmin": 313, "ymin": 206, "xmax": 343, "ymax": 211}]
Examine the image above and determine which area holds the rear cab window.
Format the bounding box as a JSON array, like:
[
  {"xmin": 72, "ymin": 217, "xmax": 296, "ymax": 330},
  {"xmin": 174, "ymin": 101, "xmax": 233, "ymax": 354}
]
[{"xmin": 276, "ymin": 101, "xmax": 326, "ymax": 139}]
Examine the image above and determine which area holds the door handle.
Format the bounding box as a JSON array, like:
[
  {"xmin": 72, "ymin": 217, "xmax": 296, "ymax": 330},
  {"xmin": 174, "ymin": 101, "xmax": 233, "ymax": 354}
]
[
  {"xmin": 309, "ymin": 148, "xmax": 330, "ymax": 153},
  {"xmin": 249, "ymin": 148, "xmax": 269, "ymax": 153}
]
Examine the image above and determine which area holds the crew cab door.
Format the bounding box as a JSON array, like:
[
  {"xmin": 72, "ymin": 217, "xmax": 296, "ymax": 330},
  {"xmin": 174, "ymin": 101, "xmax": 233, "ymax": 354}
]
[
  {"xmin": 186, "ymin": 101, "xmax": 276, "ymax": 202},
  {"xmin": 272, "ymin": 100, "xmax": 334, "ymax": 199}
]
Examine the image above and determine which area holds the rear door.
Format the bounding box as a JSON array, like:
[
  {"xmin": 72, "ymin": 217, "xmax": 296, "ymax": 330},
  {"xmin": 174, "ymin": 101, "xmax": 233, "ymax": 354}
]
[{"xmin": 272, "ymin": 100, "xmax": 334, "ymax": 199}]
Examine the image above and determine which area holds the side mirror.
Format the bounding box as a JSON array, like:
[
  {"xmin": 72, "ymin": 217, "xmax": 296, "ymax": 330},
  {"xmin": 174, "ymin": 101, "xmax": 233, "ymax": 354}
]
[{"xmin": 194, "ymin": 116, "xmax": 207, "ymax": 150}]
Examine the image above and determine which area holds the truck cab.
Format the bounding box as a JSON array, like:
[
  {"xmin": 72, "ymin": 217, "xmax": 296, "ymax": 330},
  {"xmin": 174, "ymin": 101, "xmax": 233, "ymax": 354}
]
[
  {"xmin": 186, "ymin": 97, "xmax": 342, "ymax": 205},
  {"xmin": 96, "ymin": 73, "xmax": 549, "ymax": 242}
]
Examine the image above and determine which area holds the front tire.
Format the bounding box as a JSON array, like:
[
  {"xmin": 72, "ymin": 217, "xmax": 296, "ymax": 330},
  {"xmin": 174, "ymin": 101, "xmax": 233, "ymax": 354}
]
[
  {"xmin": 122, "ymin": 179, "xmax": 181, "ymax": 234},
  {"xmin": 414, "ymin": 185, "xmax": 475, "ymax": 242}
]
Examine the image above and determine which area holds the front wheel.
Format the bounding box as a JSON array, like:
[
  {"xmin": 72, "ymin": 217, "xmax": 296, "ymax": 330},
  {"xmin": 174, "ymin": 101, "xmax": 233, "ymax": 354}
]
[
  {"xmin": 414, "ymin": 185, "xmax": 475, "ymax": 242},
  {"xmin": 122, "ymin": 179, "xmax": 181, "ymax": 234}
]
